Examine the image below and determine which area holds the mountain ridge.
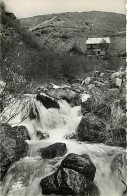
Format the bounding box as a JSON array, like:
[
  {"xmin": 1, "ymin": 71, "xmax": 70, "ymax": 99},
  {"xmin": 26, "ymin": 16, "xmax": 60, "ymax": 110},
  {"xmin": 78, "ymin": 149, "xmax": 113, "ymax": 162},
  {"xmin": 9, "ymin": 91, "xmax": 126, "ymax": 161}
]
[{"xmin": 20, "ymin": 10, "xmax": 125, "ymax": 20}]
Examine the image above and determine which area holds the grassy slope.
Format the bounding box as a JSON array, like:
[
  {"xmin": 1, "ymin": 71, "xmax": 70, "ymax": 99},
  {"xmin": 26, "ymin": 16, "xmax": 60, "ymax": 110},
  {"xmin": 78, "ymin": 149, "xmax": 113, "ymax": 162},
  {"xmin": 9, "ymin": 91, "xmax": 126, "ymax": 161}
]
[
  {"xmin": 1, "ymin": 11, "xmax": 126, "ymax": 97},
  {"xmin": 20, "ymin": 11, "xmax": 126, "ymax": 55},
  {"xmin": 1, "ymin": 23, "xmax": 68, "ymax": 96}
]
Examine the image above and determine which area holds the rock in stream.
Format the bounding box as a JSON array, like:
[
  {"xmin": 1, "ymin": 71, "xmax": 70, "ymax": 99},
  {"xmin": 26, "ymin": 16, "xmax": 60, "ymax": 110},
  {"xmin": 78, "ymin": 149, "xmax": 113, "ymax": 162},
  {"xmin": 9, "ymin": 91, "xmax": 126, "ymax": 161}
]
[{"xmin": 40, "ymin": 153, "xmax": 100, "ymax": 196}]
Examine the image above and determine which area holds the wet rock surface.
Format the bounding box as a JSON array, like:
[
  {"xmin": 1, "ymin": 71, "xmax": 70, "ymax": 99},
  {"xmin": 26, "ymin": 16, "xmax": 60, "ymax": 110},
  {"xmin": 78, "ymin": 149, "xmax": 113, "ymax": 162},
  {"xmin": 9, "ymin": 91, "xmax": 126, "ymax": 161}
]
[
  {"xmin": 61, "ymin": 153, "xmax": 96, "ymax": 181},
  {"xmin": 41, "ymin": 168, "xmax": 99, "ymax": 195},
  {"xmin": 40, "ymin": 153, "xmax": 100, "ymax": 196},
  {"xmin": 0, "ymin": 124, "xmax": 29, "ymax": 180},
  {"xmin": 36, "ymin": 93, "xmax": 60, "ymax": 109},
  {"xmin": 39, "ymin": 143, "xmax": 67, "ymax": 159},
  {"xmin": 40, "ymin": 172, "xmax": 60, "ymax": 194}
]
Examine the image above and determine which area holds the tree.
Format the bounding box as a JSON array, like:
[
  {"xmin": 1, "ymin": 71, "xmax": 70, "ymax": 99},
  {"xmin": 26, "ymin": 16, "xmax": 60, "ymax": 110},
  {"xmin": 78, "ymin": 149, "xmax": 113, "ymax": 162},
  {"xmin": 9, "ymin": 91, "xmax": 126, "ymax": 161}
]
[{"xmin": 100, "ymin": 39, "xmax": 109, "ymax": 52}]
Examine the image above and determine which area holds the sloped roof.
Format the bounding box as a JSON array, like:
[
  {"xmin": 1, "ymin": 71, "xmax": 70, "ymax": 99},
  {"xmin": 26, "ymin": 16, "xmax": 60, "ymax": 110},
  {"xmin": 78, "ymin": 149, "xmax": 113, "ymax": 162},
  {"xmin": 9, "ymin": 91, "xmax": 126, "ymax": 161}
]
[{"xmin": 86, "ymin": 37, "xmax": 110, "ymax": 44}]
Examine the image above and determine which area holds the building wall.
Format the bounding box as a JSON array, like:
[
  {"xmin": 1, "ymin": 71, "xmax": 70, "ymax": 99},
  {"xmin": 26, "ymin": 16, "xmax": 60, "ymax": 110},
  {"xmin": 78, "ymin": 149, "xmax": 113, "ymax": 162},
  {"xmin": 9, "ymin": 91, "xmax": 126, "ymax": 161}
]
[{"xmin": 86, "ymin": 43, "xmax": 109, "ymax": 56}]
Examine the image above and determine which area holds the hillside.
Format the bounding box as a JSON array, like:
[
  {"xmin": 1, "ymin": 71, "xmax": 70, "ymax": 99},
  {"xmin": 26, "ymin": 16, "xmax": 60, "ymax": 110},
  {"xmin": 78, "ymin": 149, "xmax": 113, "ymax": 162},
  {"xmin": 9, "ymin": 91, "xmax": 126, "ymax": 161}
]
[
  {"xmin": 1, "ymin": 10, "xmax": 126, "ymax": 98},
  {"xmin": 20, "ymin": 11, "xmax": 126, "ymax": 55},
  {"xmin": 1, "ymin": 23, "xmax": 65, "ymax": 95}
]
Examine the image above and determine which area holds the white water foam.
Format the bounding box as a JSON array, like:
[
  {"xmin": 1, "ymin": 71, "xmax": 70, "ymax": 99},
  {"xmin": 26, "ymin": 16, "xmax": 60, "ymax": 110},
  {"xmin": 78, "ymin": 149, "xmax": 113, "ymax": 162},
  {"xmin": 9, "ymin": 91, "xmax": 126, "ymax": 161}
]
[{"xmin": 1, "ymin": 96, "xmax": 126, "ymax": 196}]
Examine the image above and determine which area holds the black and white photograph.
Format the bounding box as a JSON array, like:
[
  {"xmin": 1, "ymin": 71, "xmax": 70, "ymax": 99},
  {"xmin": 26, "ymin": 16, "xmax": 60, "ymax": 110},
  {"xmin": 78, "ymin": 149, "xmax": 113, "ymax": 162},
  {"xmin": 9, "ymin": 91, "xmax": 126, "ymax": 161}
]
[{"xmin": 0, "ymin": 0, "xmax": 126, "ymax": 196}]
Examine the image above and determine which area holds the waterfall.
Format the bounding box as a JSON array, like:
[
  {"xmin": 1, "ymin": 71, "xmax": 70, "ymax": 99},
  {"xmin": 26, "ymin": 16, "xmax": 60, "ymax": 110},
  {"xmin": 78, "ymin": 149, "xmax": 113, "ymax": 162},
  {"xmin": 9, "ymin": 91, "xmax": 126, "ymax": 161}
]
[{"xmin": 1, "ymin": 95, "xmax": 126, "ymax": 196}]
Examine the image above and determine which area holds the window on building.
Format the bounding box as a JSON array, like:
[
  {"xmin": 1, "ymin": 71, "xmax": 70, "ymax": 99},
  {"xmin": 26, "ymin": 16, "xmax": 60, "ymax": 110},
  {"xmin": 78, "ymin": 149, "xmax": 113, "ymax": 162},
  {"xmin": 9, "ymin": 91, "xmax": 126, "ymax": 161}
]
[
  {"xmin": 90, "ymin": 45, "xmax": 93, "ymax": 49},
  {"xmin": 87, "ymin": 45, "xmax": 91, "ymax": 49}
]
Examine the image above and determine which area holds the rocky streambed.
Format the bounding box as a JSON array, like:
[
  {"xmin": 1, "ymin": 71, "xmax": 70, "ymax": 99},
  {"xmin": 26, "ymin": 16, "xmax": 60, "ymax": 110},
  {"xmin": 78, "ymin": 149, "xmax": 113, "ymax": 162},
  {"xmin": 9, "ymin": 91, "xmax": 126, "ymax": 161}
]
[{"xmin": 0, "ymin": 69, "xmax": 126, "ymax": 196}]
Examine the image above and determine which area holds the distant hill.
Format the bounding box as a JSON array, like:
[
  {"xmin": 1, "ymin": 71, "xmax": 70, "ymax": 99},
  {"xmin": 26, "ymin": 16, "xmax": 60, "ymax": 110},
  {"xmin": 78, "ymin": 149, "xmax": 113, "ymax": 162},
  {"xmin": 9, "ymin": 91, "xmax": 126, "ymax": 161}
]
[
  {"xmin": 20, "ymin": 11, "xmax": 126, "ymax": 55},
  {"xmin": 1, "ymin": 10, "xmax": 126, "ymax": 96}
]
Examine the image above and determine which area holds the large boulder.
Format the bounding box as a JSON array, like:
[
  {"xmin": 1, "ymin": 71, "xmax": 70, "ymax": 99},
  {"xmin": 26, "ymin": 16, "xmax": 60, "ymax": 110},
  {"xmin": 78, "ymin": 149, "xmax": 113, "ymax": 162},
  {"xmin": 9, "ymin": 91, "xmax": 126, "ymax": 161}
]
[
  {"xmin": 61, "ymin": 153, "xmax": 96, "ymax": 181},
  {"xmin": 46, "ymin": 88, "xmax": 82, "ymax": 107},
  {"xmin": 0, "ymin": 124, "xmax": 29, "ymax": 180},
  {"xmin": 77, "ymin": 114, "xmax": 106, "ymax": 143},
  {"xmin": 110, "ymin": 71, "xmax": 125, "ymax": 88},
  {"xmin": 84, "ymin": 77, "xmax": 91, "ymax": 85},
  {"xmin": 40, "ymin": 153, "xmax": 100, "ymax": 196},
  {"xmin": 38, "ymin": 143, "xmax": 67, "ymax": 159},
  {"xmin": 56, "ymin": 168, "xmax": 87, "ymax": 195},
  {"xmin": 41, "ymin": 168, "xmax": 99, "ymax": 195},
  {"xmin": 45, "ymin": 88, "xmax": 61, "ymax": 99},
  {"xmin": 61, "ymin": 88, "xmax": 82, "ymax": 106},
  {"xmin": 36, "ymin": 93, "xmax": 60, "ymax": 109},
  {"xmin": 111, "ymin": 71, "xmax": 124, "ymax": 79},
  {"xmin": 113, "ymin": 78, "xmax": 122, "ymax": 87},
  {"xmin": 77, "ymin": 114, "xmax": 126, "ymax": 147},
  {"xmin": 40, "ymin": 172, "xmax": 60, "ymax": 195}
]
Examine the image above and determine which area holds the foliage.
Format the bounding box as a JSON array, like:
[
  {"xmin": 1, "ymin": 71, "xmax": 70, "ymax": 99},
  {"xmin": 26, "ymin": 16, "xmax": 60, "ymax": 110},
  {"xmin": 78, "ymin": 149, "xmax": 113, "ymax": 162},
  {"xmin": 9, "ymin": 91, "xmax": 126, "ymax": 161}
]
[{"xmin": 80, "ymin": 86, "xmax": 126, "ymax": 147}]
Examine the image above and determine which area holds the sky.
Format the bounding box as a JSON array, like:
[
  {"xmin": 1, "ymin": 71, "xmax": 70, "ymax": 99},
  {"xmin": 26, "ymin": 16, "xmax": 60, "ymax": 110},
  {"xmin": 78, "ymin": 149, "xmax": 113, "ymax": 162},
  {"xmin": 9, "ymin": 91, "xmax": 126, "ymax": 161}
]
[{"xmin": 1, "ymin": 0, "xmax": 126, "ymax": 18}]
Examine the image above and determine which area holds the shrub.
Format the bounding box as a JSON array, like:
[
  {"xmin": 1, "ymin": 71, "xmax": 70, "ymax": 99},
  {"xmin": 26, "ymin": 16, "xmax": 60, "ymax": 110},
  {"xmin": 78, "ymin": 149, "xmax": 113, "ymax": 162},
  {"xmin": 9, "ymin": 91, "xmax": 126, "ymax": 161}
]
[
  {"xmin": 61, "ymin": 34, "xmax": 70, "ymax": 39},
  {"xmin": 41, "ymin": 29, "xmax": 48, "ymax": 34}
]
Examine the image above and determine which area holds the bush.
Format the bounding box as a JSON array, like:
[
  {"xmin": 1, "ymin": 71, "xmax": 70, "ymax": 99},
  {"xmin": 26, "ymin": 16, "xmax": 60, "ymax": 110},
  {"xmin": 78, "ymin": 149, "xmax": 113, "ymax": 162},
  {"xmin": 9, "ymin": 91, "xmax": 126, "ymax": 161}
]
[{"xmin": 61, "ymin": 34, "xmax": 70, "ymax": 39}]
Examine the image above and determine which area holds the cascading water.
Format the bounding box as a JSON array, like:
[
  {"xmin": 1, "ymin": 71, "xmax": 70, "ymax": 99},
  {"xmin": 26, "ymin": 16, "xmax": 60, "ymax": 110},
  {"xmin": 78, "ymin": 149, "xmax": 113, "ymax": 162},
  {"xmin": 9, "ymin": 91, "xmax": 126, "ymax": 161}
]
[{"xmin": 1, "ymin": 95, "xmax": 126, "ymax": 196}]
